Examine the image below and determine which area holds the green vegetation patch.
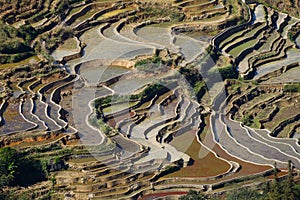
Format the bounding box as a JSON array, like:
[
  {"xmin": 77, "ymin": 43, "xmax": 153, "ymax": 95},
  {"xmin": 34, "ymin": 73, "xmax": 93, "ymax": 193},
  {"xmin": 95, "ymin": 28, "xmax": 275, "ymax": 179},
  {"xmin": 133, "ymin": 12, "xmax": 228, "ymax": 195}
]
[
  {"xmin": 218, "ymin": 65, "xmax": 238, "ymax": 79},
  {"xmin": 287, "ymin": 24, "xmax": 300, "ymax": 42},
  {"xmin": 0, "ymin": 22, "xmax": 36, "ymax": 64},
  {"xmin": 283, "ymin": 83, "xmax": 300, "ymax": 93},
  {"xmin": 94, "ymin": 82, "xmax": 173, "ymax": 117},
  {"xmin": 228, "ymin": 39, "xmax": 258, "ymax": 57},
  {"xmin": 0, "ymin": 147, "xmax": 47, "ymax": 188},
  {"xmin": 135, "ymin": 56, "xmax": 162, "ymax": 72},
  {"xmin": 208, "ymin": 65, "xmax": 238, "ymax": 80}
]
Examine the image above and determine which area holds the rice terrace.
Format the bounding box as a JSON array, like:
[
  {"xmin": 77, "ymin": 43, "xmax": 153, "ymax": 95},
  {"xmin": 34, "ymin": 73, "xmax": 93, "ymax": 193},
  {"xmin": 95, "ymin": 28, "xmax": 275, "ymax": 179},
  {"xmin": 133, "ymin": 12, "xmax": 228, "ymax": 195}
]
[{"xmin": 0, "ymin": 0, "xmax": 300, "ymax": 199}]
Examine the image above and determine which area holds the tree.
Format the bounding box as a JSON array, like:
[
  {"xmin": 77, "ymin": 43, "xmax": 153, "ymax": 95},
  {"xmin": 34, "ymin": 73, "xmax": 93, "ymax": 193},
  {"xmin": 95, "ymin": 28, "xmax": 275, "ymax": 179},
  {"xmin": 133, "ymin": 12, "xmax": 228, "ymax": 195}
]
[
  {"xmin": 292, "ymin": 184, "xmax": 300, "ymax": 199},
  {"xmin": 0, "ymin": 147, "xmax": 19, "ymax": 187},
  {"xmin": 226, "ymin": 187, "xmax": 263, "ymax": 200},
  {"xmin": 268, "ymin": 162, "xmax": 283, "ymax": 200},
  {"xmin": 0, "ymin": 147, "xmax": 46, "ymax": 187},
  {"xmin": 266, "ymin": 161, "xmax": 300, "ymax": 200},
  {"xmin": 284, "ymin": 160, "xmax": 295, "ymax": 200},
  {"xmin": 179, "ymin": 190, "xmax": 208, "ymax": 200}
]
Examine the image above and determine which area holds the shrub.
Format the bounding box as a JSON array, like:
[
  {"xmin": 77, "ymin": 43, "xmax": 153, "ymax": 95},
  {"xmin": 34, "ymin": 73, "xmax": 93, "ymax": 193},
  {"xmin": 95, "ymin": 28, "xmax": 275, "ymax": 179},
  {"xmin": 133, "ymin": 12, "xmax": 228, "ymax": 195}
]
[
  {"xmin": 0, "ymin": 52, "xmax": 35, "ymax": 64},
  {"xmin": 218, "ymin": 65, "xmax": 238, "ymax": 80},
  {"xmin": 0, "ymin": 22, "xmax": 19, "ymax": 43},
  {"xmin": 242, "ymin": 114, "xmax": 252, "ymax": 126},
  {"xmin": 135, "ymin": 56, "xmax": 162, "ymax": 72},
  {"xmin": 0, "ymin": 40, "xmax": 32, "ymax": 54},
  {"xmin": 19, "ymin": 24, "xmax": 38, "ymax": 44},
  {"xmin": 140, "ymin": 83, "xmax": 169, "ymax": 101},
  {"xmin": 208, "ymin": 65, "xmax": 238, "ymax": 80},
  {"xmin": 193, "ymin": 81, "xmax": 207, "ymax": 100}
]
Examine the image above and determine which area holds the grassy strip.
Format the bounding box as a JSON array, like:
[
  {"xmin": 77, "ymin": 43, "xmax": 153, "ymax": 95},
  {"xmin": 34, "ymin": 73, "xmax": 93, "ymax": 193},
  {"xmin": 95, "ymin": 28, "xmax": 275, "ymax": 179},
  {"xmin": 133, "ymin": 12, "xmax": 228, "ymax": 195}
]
[
  {"xmin": 228, "ymin": 39, "xmax": 258, "ymax": 57},
  {"xmin": 283, "ymin": 83, "xmax": 300, "ymax": 93}
]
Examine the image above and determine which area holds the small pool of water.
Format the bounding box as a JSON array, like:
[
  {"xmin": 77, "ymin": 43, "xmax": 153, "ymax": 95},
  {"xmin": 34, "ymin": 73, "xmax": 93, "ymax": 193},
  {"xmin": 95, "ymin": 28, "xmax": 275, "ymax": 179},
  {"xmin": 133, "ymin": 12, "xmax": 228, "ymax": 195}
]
[
  {"xmin": 174, "ymin": 34, "xmax": 207, "ymax": 62},
  {"xmin": 263, "ymin": 66, "xmax": 300, "ymax": 84},
  {"xmin": 292, "ymin": 131, "xmax": 300, "ymax": 139},
  {"xmin": 296, "ymin": 35, "xmax": 300, "ymax": 48},
  {"xmin": 255, "ymin": 48, "xmax": 300, "ymax": 79},
  {"xmin": 52, "ymin": 49, "xmax": 78, "ymax": 61},
  {"xmin": 81, "ymin": 38, "xmax": 153, "ymax": 62},
  {"xmin": 184, "ymin": 31, "xmax": 212, "ymax": 43},
  {"xmin": 253, "ymin": 4, "xmax": 265, "ymax": 23},
  {"xmin": 276, "ymin": 12, "xmax": 287, "ymax": 30},
  {"xmin": 110, "ymin": 76, "xmax": 155, "ymax": 94},
  {"xmin": 78, "ymin": 63, "xmax": 130, "ymax": 84},
  {"xmin": 136, "ymin": 26, "xmax": 172, "ymax": 48},
  {"xmin": 51, "ymin": 38, "xmax": 80, "ymax": 61}
]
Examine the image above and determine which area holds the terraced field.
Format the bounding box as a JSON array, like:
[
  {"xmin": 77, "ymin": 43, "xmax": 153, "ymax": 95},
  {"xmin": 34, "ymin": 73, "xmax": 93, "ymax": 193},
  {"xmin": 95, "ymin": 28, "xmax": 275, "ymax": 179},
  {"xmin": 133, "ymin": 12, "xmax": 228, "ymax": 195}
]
[
  {"xmin": 0, "ymin": 0, "xmax": 300, "ymax": 199},
  {"xmin": 227, "ymin": 81, "xmax": 300, "ymax": 142},
  {"xmin": 215, "ymin": 3, "xmax": 300, "ymax": 80}
]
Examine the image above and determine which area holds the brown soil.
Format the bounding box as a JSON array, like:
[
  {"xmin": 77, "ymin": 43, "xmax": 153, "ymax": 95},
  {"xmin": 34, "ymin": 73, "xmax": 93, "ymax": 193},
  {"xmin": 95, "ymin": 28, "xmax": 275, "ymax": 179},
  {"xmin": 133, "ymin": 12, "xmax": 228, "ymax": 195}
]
[{"xmin": 167, "ymin": 131, "xmax": 231, "ymax": 178}]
